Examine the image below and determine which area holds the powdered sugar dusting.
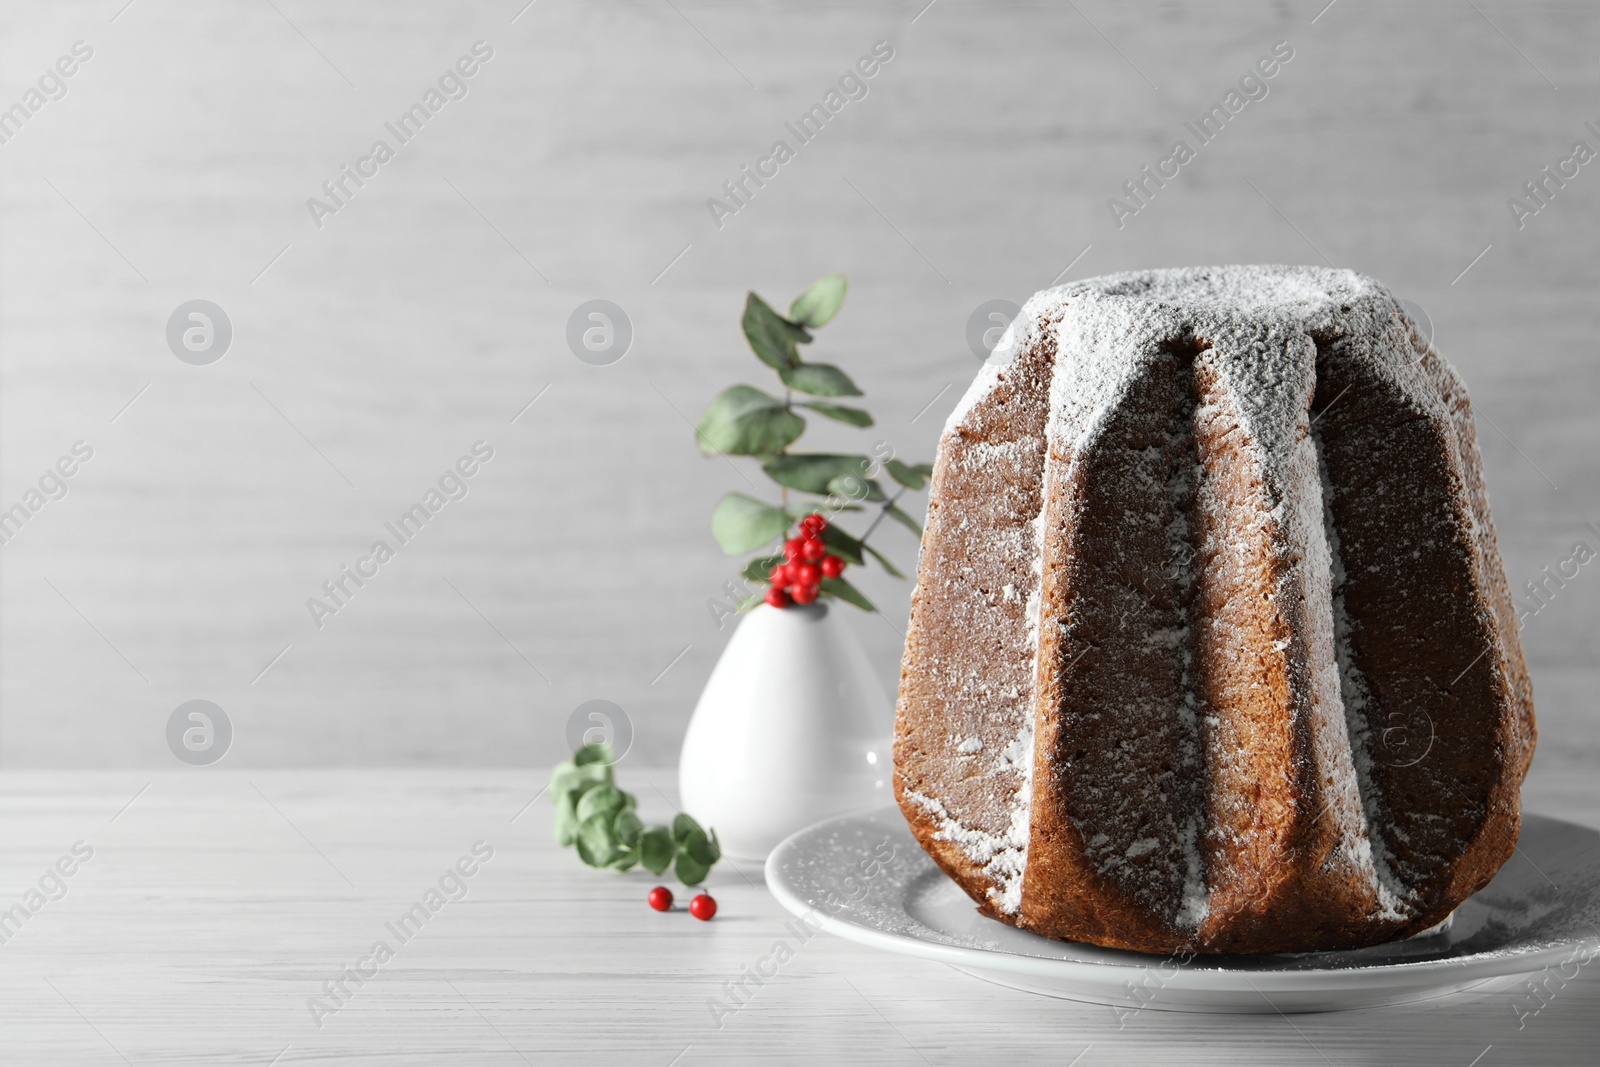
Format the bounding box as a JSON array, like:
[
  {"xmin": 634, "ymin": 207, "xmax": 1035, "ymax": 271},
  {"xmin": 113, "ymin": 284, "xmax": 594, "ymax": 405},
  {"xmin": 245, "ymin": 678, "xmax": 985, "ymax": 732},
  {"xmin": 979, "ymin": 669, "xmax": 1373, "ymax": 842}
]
[
  {"xmin": 943, "ymin": 298, "xmax": 1041, "ymax": 436},
  {"xmin": 901, "ymin": 293, "xmax": 1059, "ymax": 921},
  {"xmin": 904, "ymin": 788, "xmax": 1029, "ymax": 914}
]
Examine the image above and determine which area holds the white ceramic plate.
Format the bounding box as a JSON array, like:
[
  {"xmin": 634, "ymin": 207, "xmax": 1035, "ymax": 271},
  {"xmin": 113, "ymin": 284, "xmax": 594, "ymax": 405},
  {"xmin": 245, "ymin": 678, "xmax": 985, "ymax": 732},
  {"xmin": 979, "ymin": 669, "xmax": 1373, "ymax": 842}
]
[{"xmin": 765, "ymin": 808, "xmax": 1600, "ymax": 1013}]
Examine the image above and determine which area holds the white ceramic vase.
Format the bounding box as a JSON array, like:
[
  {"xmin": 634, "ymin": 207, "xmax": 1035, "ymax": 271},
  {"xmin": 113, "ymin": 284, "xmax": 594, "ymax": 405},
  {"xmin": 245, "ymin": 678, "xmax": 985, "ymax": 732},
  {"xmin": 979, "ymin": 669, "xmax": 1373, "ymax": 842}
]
[{"xmin": 679, "ymin": 601, "xmax": 894, "ymax": 863}]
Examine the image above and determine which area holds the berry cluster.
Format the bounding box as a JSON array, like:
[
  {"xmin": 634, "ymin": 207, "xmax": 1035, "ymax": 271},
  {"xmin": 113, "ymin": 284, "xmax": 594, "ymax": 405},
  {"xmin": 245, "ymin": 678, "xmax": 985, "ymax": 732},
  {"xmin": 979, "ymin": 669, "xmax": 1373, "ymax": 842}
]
[
  {"xmin": 765, "ymin": 514, "xmax": 846, "ymax": 608},
  {"xmin": 648, "ymin": 885, "xmax": 717, "ymax": 920}
]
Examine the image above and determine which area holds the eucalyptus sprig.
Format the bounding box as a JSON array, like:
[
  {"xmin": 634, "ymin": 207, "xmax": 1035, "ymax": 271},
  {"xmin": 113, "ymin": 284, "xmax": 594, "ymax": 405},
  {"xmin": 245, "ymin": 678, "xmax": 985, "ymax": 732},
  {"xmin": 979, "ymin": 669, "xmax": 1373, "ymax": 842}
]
[
  {"xmin": 551, "ymin": 743, "xmax": 722, "ymax": 884},
  {"xmin": 697, "ymin": 273, "xmax": 933, "ymax": 613}
]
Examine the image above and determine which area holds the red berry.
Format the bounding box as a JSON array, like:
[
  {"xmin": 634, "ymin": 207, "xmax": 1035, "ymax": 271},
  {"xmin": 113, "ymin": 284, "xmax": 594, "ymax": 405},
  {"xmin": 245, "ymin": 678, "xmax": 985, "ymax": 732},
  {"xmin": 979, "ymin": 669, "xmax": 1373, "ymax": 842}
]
[
  {"xmin": 791, "ymin": 583, "xmax": 819, "ymax": 605},
  {"xmin": 820, "ymin": 555, "xmax": 844, "ymax": 579},
  {"xmin": 765, "ymin": 586, "xmax": 791, "ymax": 608},
  {"xmin": 800, "ymin": 538, "xmax": 826, "ymax": 562},
  {"xmin": 800, "ymin": 514, "xmax": 828, "ymax": 536},
  {"xmin": 768, "ymin": 565, "xmax": 788, "ymax": 587},
  {"xmin": 782, "ymin": 538, "xmax": 805, "ymax": 562},
  {"xmin": 793, "ymin": 562, "xmax": 821, "ymax": 586},
  {"xmin": 648, "ymin": 886, "xmax": 673, "ymax": 912},
  {"xmin": 689, "ymin": 893, "xmax": 717, "ymax": 921}
]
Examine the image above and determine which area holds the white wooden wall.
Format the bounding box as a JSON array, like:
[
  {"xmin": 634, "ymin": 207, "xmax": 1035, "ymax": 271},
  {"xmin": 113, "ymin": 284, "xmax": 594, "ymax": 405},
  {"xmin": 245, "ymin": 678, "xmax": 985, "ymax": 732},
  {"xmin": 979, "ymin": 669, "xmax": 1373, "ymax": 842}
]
[{"xmin": 0, "ymin": 0, "xmax": 1594, "ymax": 772}]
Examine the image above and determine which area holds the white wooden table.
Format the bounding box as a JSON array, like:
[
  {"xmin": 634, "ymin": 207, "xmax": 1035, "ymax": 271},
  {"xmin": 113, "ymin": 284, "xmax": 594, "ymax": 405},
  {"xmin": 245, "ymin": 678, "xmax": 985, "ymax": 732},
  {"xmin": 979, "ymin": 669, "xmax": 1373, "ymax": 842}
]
[{"xmin": 0, "ymin": 765, "xmax": 1593, "ymax": 1065}]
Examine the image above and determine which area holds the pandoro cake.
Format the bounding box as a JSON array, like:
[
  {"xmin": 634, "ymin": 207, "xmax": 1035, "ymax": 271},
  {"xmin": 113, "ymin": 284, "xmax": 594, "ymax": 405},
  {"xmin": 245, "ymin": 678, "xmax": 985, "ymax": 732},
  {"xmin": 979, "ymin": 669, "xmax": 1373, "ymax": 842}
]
[{"xmin": 894, "ymin": 266, "xmax": 1535, "ymax": 954}]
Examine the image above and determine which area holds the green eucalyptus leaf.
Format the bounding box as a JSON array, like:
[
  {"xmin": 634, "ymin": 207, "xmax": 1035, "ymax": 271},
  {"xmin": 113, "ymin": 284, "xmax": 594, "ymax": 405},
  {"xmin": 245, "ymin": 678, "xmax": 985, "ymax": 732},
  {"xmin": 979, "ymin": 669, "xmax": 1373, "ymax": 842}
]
[
  {"xmin": 800, "ymin": 401, "xmax": 873, "ymax": 427},
  {"xmin": 884, "ymin": 458, "xmax": 930, "ymax": 490},
  {"xmin": 575, "ymin": 783, "xmax": 626, "ymax": 824},
  {"xmin": 743, "ymin": 292, "xmax": 810, "ymax": 370},
  {"xmin": 640, "ymin": 826, "xmax": 675, "ymax": 874},
  {"xmin": 549, "ymin": 761, "xmax": 610, "ymax": 849},
  {"xmin": 818, "ymin": 525, "xmax": 865, "ymax": 566},
  {"xmin": 553, "ymin": 789, "xmax": 581, "ymax": 846},
  {"xmin": 675, "ymin": 851, "xmax": 711, "ymax": 886},
  {"xmin": 549, "ymin": 758, "xmax": 610, "ymax": 803},
  {"xmin": 572, "ymin": 742, "xmax": 614, "ymax": 767},
  {"xmin": 826, "ymin": 474, "xmax": 886, "ymax": 503},
  {"xmin": 575, "ymin": 813, "xmax": 621, "ymax": 867},
  {"xmin": 789, "ymin": 273, "xmax": 848, "ymax": 328},
  {"xmin": 712, "ymin": 492, "xmax": 791, "ymax": 555},
  {"xmin": 863, "ymin": 542, "xmax": 906, "ymax": 579},
  {"xmin": 778, "ymin": 362, "xmax": 862, "ymax": 398},
  {"xmin": 820, "ymin": 575, "xmax": 876, "ymax": 612},
  {"xmin": 885, "ymin": 501, "xmax": 924, "ymax": 538},
  {"xmin": 697, "ymin": 386, "xmax": 805, "ymax": 457},
  {"xmin": 613, "ymin": 809, "xmax": 643, "ymax": 848},
  {"xmin": 681, "ymin": 828, "xmax": 717, "ymax": 867},
  {"xmin": 763, "ymin": 454, "xmax": 873, "ymax": 495},
  {"xmin": 707, "ymin": 828, "xmax": 722, "ymax": 864},
  {"xmin": 608, "ymin": 850, "xmax": 640, "ymax": 872},
  {"xmin": 672, "ymin": 812, "xmax": 705, "ymax": 845},
  {"xmin": 742, "ymin": 552, "xmax": 786, "ymax": 583}
]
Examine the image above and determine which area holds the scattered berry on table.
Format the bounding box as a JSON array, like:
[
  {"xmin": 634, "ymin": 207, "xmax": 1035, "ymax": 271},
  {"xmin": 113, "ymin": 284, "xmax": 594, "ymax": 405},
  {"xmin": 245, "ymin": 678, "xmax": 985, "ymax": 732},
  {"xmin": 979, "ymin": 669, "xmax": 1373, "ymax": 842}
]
[
  {"xmin": 689, "ymin": 893, "xmax": 717, "ymax": 921},
  {"xmin": 648, "ymin": 886, "xmax": 674, "ymax": 912}
]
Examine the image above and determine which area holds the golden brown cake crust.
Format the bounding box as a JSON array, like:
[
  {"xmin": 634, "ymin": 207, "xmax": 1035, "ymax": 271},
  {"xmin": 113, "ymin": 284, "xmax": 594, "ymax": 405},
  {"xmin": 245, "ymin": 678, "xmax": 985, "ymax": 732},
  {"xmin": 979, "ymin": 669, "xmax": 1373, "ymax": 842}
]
[{"xmin": 894, "ymin": 266, "xmax": 1535, "ymax": 955}]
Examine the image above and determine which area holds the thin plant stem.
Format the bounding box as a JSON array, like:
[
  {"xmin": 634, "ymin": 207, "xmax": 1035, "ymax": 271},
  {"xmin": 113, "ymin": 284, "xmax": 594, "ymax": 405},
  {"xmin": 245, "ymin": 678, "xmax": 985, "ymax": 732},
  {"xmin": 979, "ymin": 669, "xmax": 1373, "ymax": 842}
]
[
  {"xmin": 857, "ymin": 488, "xmax": 906, "ymax": 546},
  {"xmin": 780, "ymin": 388, "xmax": 793, "ymax": 512}
]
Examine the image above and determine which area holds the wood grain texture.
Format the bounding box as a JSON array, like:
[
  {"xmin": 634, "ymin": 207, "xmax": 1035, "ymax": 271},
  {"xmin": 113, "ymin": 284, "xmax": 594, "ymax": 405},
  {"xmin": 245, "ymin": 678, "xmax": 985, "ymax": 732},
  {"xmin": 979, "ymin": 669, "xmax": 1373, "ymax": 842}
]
[
  {"xmin": 0, "ymin": 767, "xmax": 1591, "ymax": 1065},
  {"xmin": 0, "ymin": 0, "xmax": 1595, "ymax": 771}
]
